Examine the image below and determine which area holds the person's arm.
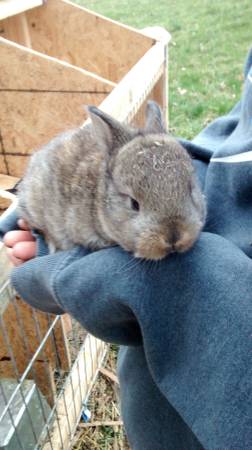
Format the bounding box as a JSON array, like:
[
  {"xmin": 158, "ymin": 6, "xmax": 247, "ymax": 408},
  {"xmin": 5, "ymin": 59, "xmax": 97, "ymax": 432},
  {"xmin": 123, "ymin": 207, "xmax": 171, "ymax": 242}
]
[
  {"xmin": 10, "ymin": 245, "xmax": 142, "ymax": 344},
  {"xmin": 2, "ymin": 217, "xmax": 142, "ymax": 345}
]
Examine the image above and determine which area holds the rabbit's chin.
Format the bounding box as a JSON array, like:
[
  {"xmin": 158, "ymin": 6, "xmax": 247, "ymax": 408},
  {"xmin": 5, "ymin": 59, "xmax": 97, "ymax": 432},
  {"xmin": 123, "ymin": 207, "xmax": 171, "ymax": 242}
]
[
  {"xmin": 134, "ymin": 249, "xmax": 170, "ymax": 261},
  {"xmin": 133, "ymin": 230, "xmax": 201, "ymax": 261},
  {"xmin": 133, "ymin": 234, "xmax": 172, "ymax": 261}
]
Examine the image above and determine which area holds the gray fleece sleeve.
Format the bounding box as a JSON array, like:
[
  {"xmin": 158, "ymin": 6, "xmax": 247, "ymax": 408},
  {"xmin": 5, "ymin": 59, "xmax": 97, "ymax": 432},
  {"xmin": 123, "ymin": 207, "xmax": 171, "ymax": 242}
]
[{"xmin": 11, "ymin": 245, "xmax": 142, "ymax": 345}]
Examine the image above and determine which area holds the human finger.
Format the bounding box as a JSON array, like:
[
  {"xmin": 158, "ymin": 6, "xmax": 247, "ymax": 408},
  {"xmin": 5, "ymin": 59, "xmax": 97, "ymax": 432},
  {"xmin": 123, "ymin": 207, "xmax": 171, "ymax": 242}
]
[
  {"xmin": 3, "ymin": 230, "xmax": 35, "ymax": 248},
  {"xmin": 12, "ymin": 241, "xmax": 37, "ymax": 261},
  {"xmin": 17, "ymin": 219, "xmax": 31, "ymax": 231},
  {"xmin": 5, "ymin": 247, "xmax": 24, "ymax": 266}
]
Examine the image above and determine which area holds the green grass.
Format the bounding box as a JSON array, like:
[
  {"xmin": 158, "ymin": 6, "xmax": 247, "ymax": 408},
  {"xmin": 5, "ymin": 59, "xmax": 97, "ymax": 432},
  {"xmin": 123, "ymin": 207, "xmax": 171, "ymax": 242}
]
[{"xmin": 73, "ymin": 0, "xmax": 252, "ymax": 138}]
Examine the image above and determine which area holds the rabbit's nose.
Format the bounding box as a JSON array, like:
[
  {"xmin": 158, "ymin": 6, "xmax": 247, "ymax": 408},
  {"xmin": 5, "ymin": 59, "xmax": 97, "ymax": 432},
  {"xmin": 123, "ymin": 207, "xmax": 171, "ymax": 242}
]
[
  {"xmin": 173, "ymin": 230, "xmax": 196, "ymax": 254},
  {"xmin": 169, "ymin": 229, "xmax": 180, "ymax": 248}
]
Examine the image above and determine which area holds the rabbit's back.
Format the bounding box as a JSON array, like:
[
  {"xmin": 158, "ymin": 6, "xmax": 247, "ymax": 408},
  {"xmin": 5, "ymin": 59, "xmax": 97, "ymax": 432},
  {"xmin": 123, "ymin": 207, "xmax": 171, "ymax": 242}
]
[{"xmin": 18, "ymin": 125, "xmax": 106, "ymax": 250}]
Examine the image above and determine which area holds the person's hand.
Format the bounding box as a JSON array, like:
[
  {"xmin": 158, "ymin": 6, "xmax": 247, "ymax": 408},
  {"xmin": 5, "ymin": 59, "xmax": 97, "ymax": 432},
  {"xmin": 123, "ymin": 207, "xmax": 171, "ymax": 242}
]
[{"xmin": 3, "ymin": 219, "xmax": 36, "ymax": 266}]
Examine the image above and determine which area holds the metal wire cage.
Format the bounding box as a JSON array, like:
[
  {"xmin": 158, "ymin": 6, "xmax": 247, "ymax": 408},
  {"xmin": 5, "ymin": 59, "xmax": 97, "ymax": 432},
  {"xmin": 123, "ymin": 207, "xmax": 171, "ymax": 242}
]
[
  {"xmin": 0, "ymin": 2, "xmax": 170, "ymax": 448},
  {"xmin": 0, "ymin": 262, "xmax": 108, "ymax": 450}
]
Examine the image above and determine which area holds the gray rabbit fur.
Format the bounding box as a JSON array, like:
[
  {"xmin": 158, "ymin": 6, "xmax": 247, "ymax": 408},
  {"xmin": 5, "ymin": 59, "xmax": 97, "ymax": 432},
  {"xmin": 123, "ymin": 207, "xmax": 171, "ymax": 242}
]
[{"xmin": 18, "ymin": 101, "xmax": 206, "ymax": 260}]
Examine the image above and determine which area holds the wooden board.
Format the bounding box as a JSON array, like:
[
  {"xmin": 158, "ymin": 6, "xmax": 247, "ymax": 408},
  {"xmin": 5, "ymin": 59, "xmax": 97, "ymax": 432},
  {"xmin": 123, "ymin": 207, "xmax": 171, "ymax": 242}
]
[
  {"xmin": 0, "ymin": 177, "xmax": 17, "ymax": 211},
  {"xmin": 0, "ymin": 359, "xmax": 56, "ymax": 407},
  {"xmin": 0, "ymin": 37, "xmax": 115, "ymax": 91},
  {"xmin": 0, "ymin": 299, "xmax": 73, "ymax": 405},
  {"xmin": 132, "ymin": 75, "xmax": 168, "ymax": 129},
  {"xmin": 0, "ymin": 156, "xmax": 7, "ymax": 174},
  {"xmin": 14, "ymin": 0, "xmax": 154, "ymax": 83},
  {"xmin": 0, "ymin": 0, "xmax": 43, "ymax": 21},
  {"xmin": 98, "ymin": 40, "xmax": 167, "ymax": 124},
  {"xmin": 0, "ymin": 188, "xmax": 17, "ymax": 215},
  {"xmin": 42, "ymin": 335, "xmax": 107, "ymax": 450},
  {"xmin": 0, "ymin": 37, "xmax": 114, "ymax": 175},
  {"xmin": 0, "ymin": 155, "xmax": 28, "ymax": 178},
  {"xmin": 0, "ymin": 246, "xmax": 13, "ymax": 315},
  {"xmin": 1, "ymin": 12, "xmax": 32, "ymax": 48},
  {"xmin": 0, "ymin": 90, "xmax": 106, "ymax": 156},
  {"xmin": 0, "ymin": 174, "xmax": 19, "ymax": 190},
  {"xmin": 0, "ymin": 196, "xmax": 12, "ymax": 211},
  {"xmin": 0, "ymin": 298, "xmax": 70, "ymax": 376}
]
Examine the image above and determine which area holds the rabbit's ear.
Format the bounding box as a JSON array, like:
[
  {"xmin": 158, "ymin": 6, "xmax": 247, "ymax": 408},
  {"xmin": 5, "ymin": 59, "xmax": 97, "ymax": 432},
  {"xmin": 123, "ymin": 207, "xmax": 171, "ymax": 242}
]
[
  {"xmin": 87, "ymin": 106, "xmax": 133, "ymax": 155},
  {"xmin": 145, "ymin": 101, "xmax": 167, "ymax": 134}
]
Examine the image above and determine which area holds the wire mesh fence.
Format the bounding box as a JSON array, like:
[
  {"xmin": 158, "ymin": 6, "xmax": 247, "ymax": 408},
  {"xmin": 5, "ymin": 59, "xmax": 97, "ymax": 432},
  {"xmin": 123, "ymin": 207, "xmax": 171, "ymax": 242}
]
[{"xmin": 0, "ymin": 268, "xmax": 107, "ymax": 450}]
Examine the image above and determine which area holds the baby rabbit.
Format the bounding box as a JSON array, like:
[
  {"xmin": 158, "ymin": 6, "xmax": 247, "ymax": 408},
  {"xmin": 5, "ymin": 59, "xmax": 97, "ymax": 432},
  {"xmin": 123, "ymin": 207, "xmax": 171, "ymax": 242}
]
[{"xmin": 17, "ymin": 101, "xmax": 206, "ymax": 260}]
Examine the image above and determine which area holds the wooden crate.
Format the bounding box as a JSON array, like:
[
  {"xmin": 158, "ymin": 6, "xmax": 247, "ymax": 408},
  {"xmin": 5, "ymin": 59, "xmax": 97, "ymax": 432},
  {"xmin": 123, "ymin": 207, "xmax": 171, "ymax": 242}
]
[
  {"xmin": 0, "ymin": 0, "xmax": 170, "ymax": 178},
  {"xmin": 0, "ymin": 1, "xmax": 170, "ymax": 448}
]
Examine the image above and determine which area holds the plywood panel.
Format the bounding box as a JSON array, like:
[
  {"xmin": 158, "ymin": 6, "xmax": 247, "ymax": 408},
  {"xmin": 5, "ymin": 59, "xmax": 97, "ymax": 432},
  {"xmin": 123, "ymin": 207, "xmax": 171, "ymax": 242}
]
[
  {"xmin": 99, "ymin": 41, "xmax": 166, "ymax": 123},
  {"xmin": 0, "ymin": 37, "xmax": 115, "ymax": 90},
  {"xmin": 0, "ymin": 91, "xmax": 106, "ymax": 157},
  {"xmin": 0, "ymin": 155, "xmax": 8, "ymax": 175},
  {"xmin": 0, "ymin": 174, "xmax": 19, "ymax": 190},
  {"xmin": 0, "ymin": 299, "xmax": 65, "ymax": 372},
  {"xmin": 23, "ymin": 0, "xmax": 154, "ymax": 83},
  {"xmin": 0, "ymin": 0, "xmax": 43, "ymax": 20},
  {"xmin": 0, "ymin": 38, "xmax": 114, "ymax": 175},
  {"xmin": 2, "ymin": 156, "xmax": 28, "ymax": 178},
  {"xmin": 1, "ymin": 13, "xmax": 32, "ymax": 47},
  {"xmin": 0, "ymin": 189, "xmax": 17, "ymax": 216},
  {"xmin": 0, "ymin": 196, "xmax": 12, "ymax": 211},
  {"xmin": 0, "ymin": 360, "xmax": 56, "ymax": 406}
]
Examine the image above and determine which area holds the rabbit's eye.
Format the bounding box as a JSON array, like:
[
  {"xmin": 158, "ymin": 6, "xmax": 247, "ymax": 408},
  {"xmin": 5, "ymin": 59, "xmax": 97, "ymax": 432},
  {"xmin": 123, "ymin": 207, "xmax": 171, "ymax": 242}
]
[{"xmin": 130, "ymin": 198, "xmax": 140, "ymax": 211}]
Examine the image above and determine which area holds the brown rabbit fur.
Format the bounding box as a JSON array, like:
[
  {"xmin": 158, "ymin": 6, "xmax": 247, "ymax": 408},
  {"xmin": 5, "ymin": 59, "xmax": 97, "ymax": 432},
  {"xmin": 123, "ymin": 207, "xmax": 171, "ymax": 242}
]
[{"xmin": 18, "ymin": 101, "xmax": 206, "ymax": 260}]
